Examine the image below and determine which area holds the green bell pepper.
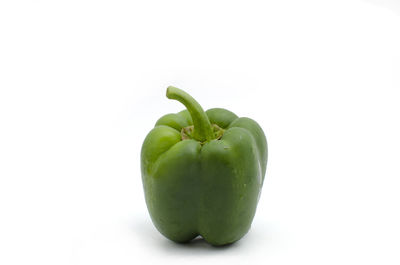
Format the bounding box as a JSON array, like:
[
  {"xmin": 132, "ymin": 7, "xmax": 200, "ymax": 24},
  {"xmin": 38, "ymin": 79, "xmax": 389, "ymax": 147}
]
[{"xmin": 141, "ymin": 86, "xmax": 267, "ymax": 246}]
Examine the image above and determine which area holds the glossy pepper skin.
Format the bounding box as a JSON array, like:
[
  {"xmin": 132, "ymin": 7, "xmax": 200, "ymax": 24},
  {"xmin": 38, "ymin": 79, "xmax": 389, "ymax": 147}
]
[{"xmin": 141, "ymin": 86, "xmax": 267, "ymax": 246}]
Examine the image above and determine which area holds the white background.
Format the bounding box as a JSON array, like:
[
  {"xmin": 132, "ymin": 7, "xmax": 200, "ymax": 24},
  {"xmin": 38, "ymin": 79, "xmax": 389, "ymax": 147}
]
[{"xmin": 1, "ymin": 0, "xmax": 400, "ymax": 264}]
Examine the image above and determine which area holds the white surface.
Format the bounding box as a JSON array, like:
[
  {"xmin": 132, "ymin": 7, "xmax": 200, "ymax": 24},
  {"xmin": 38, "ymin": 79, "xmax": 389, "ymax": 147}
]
[{"xmin": 1, "ymin": 0, "xmax": 400, "ymax": 264}]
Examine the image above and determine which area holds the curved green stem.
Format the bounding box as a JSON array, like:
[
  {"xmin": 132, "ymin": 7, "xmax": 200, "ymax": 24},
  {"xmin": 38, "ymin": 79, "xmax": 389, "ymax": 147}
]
[{"xmin": 166, "ymin": 86, "xmax": 214, "ymax": 142}]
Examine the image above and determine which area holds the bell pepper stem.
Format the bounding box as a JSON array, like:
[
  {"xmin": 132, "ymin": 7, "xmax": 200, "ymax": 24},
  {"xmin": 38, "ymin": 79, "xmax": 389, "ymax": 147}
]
[{"xmin": 166, "ymin": 86, "xmax": 214, "ymax": 142}]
